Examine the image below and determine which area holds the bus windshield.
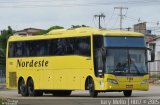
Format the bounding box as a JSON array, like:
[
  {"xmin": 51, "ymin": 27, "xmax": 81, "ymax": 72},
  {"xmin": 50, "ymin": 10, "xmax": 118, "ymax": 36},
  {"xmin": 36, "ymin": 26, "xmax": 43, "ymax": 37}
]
[
  {"xmin": 105, "ymin": 48, "xmax": 147, "ymax": 75},
  {"xmin": 93, "ymin": 36, "xmax": 148, "ymax": 76}
]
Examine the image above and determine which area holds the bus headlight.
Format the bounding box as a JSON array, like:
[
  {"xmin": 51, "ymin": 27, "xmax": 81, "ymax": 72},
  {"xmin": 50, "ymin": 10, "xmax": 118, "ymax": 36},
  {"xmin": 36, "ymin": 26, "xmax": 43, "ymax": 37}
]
[
  {"xmin": 141, "ymin": 79, "xmax": 148, "ymax": 84},
  {"xmin": 107, "ymin": 78, "xmax": 118, "ymax": 84}
]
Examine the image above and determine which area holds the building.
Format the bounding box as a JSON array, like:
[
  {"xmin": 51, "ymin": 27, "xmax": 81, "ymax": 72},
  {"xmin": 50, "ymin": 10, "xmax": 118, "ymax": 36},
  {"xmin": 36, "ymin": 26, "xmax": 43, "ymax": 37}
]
[
  {"xmin": 148, "ymin": 36, "xmax": 160, "ymax": 79},
  {"xmin": 134, "ymin": 22, "xmax": 147, "ymax": 34},
  {"xmin": 145, "ymin": 34, "xmax": 155, "ymax": 42},
  {"xmin": 133, "ymin": 22, "xmax": 156, "ymax": 43},
  {"xmin": 14, "ymin": 28, "xmax": 44, "ymax": 36},
  {"xmin": 133, "ymin": 22, "xmax": 159, "ymax": 79}
]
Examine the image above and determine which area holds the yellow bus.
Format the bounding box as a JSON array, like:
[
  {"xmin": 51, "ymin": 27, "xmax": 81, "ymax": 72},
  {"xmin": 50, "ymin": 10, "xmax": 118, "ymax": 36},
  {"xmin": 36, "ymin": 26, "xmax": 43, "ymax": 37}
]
[{"xmin": 6, "ymin": 27, "xmax": 154, "ymax": 97}]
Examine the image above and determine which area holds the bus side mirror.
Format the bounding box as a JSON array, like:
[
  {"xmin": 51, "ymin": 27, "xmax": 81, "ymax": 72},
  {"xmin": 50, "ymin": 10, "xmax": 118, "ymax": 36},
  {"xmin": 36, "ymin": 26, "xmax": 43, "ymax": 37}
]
[{"xmin": 147, "ymin": 48, "xmax": 155, "ymax": 62}]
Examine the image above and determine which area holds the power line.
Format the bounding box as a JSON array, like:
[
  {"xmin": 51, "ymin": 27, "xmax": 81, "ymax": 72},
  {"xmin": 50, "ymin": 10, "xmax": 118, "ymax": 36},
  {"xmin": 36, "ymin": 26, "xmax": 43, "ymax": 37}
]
[
  {"xmin": 111, "ymin": 16, "xmax": 119, "ymax": 29},
  {"xmin": 0, "ymin": 0, "xmax": 72, "ymax": 3},
  {"xmin": 106, "ymin": 9, "xmax": 115, "ymax": 28},
  {"xmin": 92, "ymin": 16, "xmax": 97, "ymax": 28},
  {"xmin": 114, "ymin": 7, "xmax": 128, "ymax": 30},
  {"xmin": 0, "ymin": 0, "xmax": 160, "ymax": 8}
]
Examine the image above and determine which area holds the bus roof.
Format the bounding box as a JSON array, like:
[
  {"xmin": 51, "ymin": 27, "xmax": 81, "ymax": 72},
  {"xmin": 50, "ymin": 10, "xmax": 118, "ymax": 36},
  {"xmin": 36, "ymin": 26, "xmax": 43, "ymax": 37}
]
[{"xmin": 9, "ymin": 27, "xmax": 144, "ymax": 41}]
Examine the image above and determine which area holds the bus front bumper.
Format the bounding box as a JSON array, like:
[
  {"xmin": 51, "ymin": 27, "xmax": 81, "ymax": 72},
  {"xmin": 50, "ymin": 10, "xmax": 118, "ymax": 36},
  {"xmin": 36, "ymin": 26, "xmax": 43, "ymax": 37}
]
[
  {"xmin": 105, "ymin": 82, "xmax": 149, "ymax": 91},
  {"xmin": 95, "ymin": 81, "xmax": 149, "ymax": 91}
]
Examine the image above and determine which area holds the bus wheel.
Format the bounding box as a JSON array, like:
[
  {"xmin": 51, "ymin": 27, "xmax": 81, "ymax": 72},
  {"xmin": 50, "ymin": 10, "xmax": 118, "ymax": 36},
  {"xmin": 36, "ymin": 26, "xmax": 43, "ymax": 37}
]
[
  {"xmin": 123, "ymin": 90, "xmax": 132, "ymax": 97},
  {"xmin": 27, "ymin": 79, "xmax": 43, "ymax": 96},
  {"xmin": 53, "ymin": 90, "xmax": 72, "ymax": 96},
  {"xmin": 88, "ymin": 79, "xmax": 98, "ymax": 97},
  {"xmin": 19, "ymin": 79, "xmax": 28, "ymax": 96}
]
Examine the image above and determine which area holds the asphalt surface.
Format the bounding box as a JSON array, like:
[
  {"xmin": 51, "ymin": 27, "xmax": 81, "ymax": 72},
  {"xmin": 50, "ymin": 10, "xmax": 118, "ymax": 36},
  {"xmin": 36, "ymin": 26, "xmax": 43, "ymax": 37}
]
[{"xmin": 0, "ymin": 85, "xmax": 160, "ymax": 105}]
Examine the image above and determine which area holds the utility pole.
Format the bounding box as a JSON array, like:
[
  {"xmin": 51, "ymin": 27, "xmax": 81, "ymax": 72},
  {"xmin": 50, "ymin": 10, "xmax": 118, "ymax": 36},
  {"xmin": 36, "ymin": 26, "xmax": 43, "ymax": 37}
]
[
  {"xmin": 114, "ymin": 7, "xmax": 128, "ymax": 30},
  {"xmin": 94, "ymin": 13, "xmax": 105, "ymax": 29}
]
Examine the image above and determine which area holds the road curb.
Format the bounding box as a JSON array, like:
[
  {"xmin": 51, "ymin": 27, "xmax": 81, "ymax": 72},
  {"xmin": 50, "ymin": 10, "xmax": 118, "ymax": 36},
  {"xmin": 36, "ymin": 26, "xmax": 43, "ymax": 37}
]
[{"xmin": 0, "ymin": 84, "xmax": 6, "ymax": 90}]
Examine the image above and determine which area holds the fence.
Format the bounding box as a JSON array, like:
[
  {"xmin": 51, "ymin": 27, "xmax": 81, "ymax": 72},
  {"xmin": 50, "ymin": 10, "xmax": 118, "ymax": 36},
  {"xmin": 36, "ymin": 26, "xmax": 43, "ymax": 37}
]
[
  {"xmin": 148, "ymin": 61, "xmax": 160, "ymax": 84},
  {"xmin": 0, "ymin": 56, "xmax": 6, "ymax": 84},
  {"xmin": 0, "ymin": 67, "xmax": 5, "ymax": 84},
  {"xmin": 149, "ymin": 71, "xmax": 160, "ymax": 84}
]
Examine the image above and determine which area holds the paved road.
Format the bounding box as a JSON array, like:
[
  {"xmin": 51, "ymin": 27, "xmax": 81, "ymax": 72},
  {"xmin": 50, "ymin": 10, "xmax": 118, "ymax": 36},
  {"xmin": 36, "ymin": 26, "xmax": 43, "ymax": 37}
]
[{"xmin": 0, "ymin": 85, "xmax": 160, "ymax": 105}]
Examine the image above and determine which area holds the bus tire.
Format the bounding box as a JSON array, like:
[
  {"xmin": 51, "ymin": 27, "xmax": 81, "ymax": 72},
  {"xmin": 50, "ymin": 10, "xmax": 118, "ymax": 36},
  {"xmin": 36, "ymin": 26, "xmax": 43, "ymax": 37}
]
[
  {"xmin": 88, "ymin": 78, "xmax": 98, "ymax": 97},
  {"xmin": 53, "ymin": 90, "xmax": 72, "ymax": 96},
  {"xmin": 19, "ymin": 78, "xmax": 28, "ymax": 96},
  {"xmin": 27, "ymin": 78, "xmax": 43, "ymax": 96},
  {"xmin": 123, "ymin": 90, "xmax": 132, "ymax": 97}
]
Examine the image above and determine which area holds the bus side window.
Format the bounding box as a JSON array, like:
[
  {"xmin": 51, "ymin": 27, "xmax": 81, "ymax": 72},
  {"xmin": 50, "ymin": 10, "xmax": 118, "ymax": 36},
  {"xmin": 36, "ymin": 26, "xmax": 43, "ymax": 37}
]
[
  {"xmin": 42, "ymin": 40, "xmax": 48, "ymax": 56},
  {"xmin": 73, "ymin": 38, "xmax": 80, "ymax": 55},
  {"xmin": 70, "ymin": 38, "xmax": 77, "ymax": 55},
  {"xmin": 43, "ymin": 41, "xmax": 48, "ymax": 56},
  {"xmin": 93, "ymin": 35, "xmax": 103, "ymax": 49},
  {"xmin": 65, "ymin": 38, "xmax": 74, "ymax": 55},
  {"xmin": 9, "ymin": 41, "xmax": 27, "ymax": 57},
  {"xmin": 15, "ymin": 42, "xmax": 23, "ymax": 57},
  {"xmin": 35, "ymin": 40, "xmax": 48, "ymax": 56},
  {"xmin": 8, "ymin": 42, "xmax": 15, "ymax": 57},
  {"xmin": 49, "ymin": 39, "xmax": 62, "ymax": 56},
  {"xmin": 28, "ymin": 41, "xmax": 37, "ymax": 56},
  {"xmin": 79, "ymin": 37, "xmax": 91, "ymax": 56},
  {"xmin": 24, "ymin": 41, "xmax": 29, "ymax": 57},
  {"xmin": 93, "ymin": 35, "xmax": 104, "ymax": 77},
  {"xmin": 48, "ymin": 37, "xmax": 91, "ymax": 56},
  {"xmin": 56, "ymin": 39, "xmax": 66, "ymax": 55},
  {"xmin": 49, "ymin": 39, "xmax": 55, "ymax": 55}
]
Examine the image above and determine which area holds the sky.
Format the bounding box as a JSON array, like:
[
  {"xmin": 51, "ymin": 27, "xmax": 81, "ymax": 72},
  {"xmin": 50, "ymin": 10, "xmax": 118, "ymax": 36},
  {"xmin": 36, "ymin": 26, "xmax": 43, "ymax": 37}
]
[{"xmin": 0, "ymin": 0, "xmax": 160, "ymax": 34}]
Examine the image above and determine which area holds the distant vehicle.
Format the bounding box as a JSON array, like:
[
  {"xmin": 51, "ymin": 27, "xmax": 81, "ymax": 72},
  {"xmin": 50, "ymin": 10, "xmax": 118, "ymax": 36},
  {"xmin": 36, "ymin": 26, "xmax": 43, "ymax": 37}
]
[{"xmin": 6, "ymin": 27, "xmax": 154, "ymax": 97}]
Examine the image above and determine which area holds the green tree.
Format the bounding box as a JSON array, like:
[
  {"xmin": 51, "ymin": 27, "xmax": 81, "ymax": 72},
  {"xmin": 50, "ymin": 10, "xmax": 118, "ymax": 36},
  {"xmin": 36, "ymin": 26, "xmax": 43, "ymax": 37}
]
[
  {"xmin": 0, "ymin": 48, "xmax": 5, "ymax": 57},
  {"xmin": 36, "ymin": 25, "xmax": 64, "ymax": 35},
  {"xmin": 71, "ymin": 25, "xmax": 87, "ymax": 28},
  {"xmin": 0, "ymin": 26, "xmax": 14, "ymax": 56},
  {"xmin": 0, "ymin": 26, "xmax": 14, "ymax": 67},
  {"xmin": 47, "ymin": 26, "xmax": 64, "ymax": 32}
]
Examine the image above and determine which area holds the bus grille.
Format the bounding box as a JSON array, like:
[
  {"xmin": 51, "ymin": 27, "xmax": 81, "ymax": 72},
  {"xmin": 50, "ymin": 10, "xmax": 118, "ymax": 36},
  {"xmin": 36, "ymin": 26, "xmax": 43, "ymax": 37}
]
[{"xmin": 9, "ymin": 72, "xmax": 17, "ymax": 87}]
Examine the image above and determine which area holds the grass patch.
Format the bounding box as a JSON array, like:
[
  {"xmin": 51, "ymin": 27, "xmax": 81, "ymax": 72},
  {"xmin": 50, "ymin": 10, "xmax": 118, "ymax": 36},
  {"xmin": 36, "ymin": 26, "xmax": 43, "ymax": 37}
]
[
  {"xmin": 0, "ymin": 98, "xmax": 7, "ymax": 105},
  {"xmin": 0, "ymin": 98, "xmax": 3, "ymax": 105},
  {"xmin": 150, "ymin": 74, "xmax": 160, "ymax": 80}
]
